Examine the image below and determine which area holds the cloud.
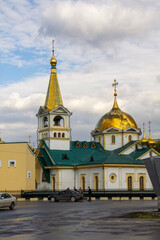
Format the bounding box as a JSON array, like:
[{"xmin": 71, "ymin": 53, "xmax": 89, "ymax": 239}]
[
  {"xmin": 40, "ymin": 1, "xmax": 159, "ymax": 47},
  {"xmin": 0, "ymin": 0, "xmax": 160, "ymax": 144}
]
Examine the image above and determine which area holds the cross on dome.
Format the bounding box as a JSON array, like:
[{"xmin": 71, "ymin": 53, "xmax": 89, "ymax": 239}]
[{"xmin": 112, "ymin": 79, "xmax": 118, "ymax": 96}]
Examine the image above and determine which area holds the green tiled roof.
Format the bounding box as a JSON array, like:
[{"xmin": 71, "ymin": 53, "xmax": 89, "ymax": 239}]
[{"xmin": 39, "ymin": 140, "xmax": 148, "ymax": 168}]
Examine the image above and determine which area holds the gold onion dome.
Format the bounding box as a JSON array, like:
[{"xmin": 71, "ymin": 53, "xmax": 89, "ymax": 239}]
[
  {"xmin": 95, "ymin": 80, "xmax": 138, "ymax": 131},
  {"xmin": 140, "ymin": 123, "xmax": 149, "ymax": 146}
]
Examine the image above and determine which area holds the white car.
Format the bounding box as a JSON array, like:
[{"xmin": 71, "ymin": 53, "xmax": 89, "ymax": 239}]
[{"xmin": 0, "ymin": 193, "xmax": 17, "ymax": 210}]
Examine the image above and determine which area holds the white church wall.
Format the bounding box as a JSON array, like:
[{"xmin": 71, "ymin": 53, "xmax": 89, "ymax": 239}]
[
  {"xmin": 139, "ymin": 152, "xmax": 150, "ymax": 160},
  {"xmin": 107, "ymin": 168, "xmax": 119, "ymax": 189},
  {"xmin": 61, "ymin": 169, "xmax": 74, "ymax": 190},
  {"xmin": 49, "ymin": 140, "xmax": 70, "ymax": 150},
  {"xmin": 77, "ymin": 168, "xmax": 89, "ymax": 190},
  {"xmin": 90, "ymin": 168, "xmax": 103, "ymax": 190},
  {"xmin": 123, "ymin": 133, "xmax": 138, "ymax": 145},
  {"xmin": 105, "ymin": 134, "xmax": 122, "ymax": 150},
  {"xmin": 121, "ymin": 145, "xmax": 136, "ymax": 155}
]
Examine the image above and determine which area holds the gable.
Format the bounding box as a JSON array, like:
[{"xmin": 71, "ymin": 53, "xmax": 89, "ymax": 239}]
[
  {"xmin": 51, "ymin": 105, "xmax": 71, "ymax": 115},
  {"xmin": 36, "ymin": 106, "xmax": 48, "ymax": 116},
  {"xmin": 104, "ymin": 127, "xmax": 121, "ymax": 133},
  {"xmin": 125, "ymin": 127, "xmax": 138, "ymax": 132}
]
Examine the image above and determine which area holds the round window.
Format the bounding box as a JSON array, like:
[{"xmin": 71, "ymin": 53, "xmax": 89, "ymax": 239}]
[{"xmin": 109, "ymin": 173, "xmax": 117, "ymax": 183}]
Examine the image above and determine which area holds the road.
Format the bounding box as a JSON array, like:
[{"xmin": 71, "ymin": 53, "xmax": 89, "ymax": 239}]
[{"xmin": 0, "ymin": 200, "xmax": 160, "ymax": 240}]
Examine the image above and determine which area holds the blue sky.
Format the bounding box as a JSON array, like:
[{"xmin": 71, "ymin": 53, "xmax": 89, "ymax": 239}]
[{"xmin": 0, "ymin": 0, "xmax": 160, "ymax": 146}]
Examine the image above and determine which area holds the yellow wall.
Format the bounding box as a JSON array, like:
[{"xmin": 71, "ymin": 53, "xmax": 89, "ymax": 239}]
[{"xmin": 0, "ymin": 142, "xmax": 35, "ymax": 191}]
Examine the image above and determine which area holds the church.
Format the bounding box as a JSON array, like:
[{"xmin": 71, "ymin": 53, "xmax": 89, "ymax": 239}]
[{"xmin": 35, "ymin": 44, "xmax": 159, "ymax": 192}]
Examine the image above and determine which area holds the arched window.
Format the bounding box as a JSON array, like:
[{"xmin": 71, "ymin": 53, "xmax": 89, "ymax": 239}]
[
  {"xmin": 128, "ymin": 135, "xmax": 132, "ymax": 142},
  {"xmin": 81, "ymin": 176, "xmax": 85, "ymax": 191},
  {"xmin": 62, "ymin": 133, "xmax": 65, "ymax": 138},
  {"xmin": 54, "ymin": 132, "xmax": 57, "ymax": 138},
  {"xmin": 53, "ymin": 116, "xmax": 64, "ymax": 126},
  {"xmin": 94, "ymin": 175, "xmax": 99, "ymax": 191},
  {"xmin": 52, "ymin": 176, "xmax": 56, "ymax": 192},
  {"xmin": 43, "ymin": 117, "xmax": 48, "ymax": 127},
  {"xmin": 127, "ymin": 176, "xmax": 132, "ymax": 191},
  {"xmin": 139, "ymin": 176, "xmax": 144, "ymax": 191},
  {"xmin": 58, "ymin": 132, "xmax": 61, "ymax": 138},
  {"xmin": 111, "ymin": 135, "xmax": 116, "ymax": 144}
]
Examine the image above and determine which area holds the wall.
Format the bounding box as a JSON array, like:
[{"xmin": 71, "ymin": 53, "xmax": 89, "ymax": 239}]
[{"xmin": 0, "ymin": 143, "xmax": 35, "ymax": 191}]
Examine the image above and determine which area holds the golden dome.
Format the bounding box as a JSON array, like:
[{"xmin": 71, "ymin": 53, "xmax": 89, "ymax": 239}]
[
  {"xmin": 50, "ymin": 54, "xmax": 57, "ymax": 65},
  {"xmin": 96, "ymin": 93, "xmax": 138, "ymax": 131}
]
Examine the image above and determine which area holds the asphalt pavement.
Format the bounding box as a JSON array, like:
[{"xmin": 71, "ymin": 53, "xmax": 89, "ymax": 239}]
[{"xmin": 0, "ymin": 200, "xmax": 159, "ymax": 240}]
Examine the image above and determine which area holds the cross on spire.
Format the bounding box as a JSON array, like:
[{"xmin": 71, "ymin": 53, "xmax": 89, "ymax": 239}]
[
  {"xmin": 52, "ymin": 39, "xmax": 55, "ymax": 53},
  {"xmin": 112, "ymin": 79, "xmax": 118, "ymax": 96}
]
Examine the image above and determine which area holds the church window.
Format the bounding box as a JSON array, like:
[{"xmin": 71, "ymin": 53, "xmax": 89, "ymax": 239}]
[
  {"xmin": 83, "ymin": 142, "xmax": 89, "ymax": 148},
  {"xmin": 62, "ymin": 154, "xmax": 69, "ymax": 160},
  {"xmin": 127, "ymin": 176, "xmax": 133, "ymax": 191},
  {"xmin": 54, "ymin": 132, "xmax": 57, "ymax": 138},
  {"xmin": 43, "ymin": 117, "xmax": 48, "ymax": 127},
  {"xmin": 111, "ymin": 135, "xmax": 116, "ymax": 144},
  {"xmin": 139, "ymin": 176, "xmax": 144, "ymax": 191},
  {"xmin": 53, "ymin": 116, "xmax": 64, "ymax": 126},
  {"xmin": 52, "ymin": 175, "xmax": 56, "ymax": 191},
  {"xmin": 91, "ymin": 142, "xmax": 96, "ymax": 148},
  {"xmin": 62, "ymin": 133, "xmax": 65, "ymax": 138},
  {"xmin": 80, "ymin": 175, "xmax": 86, "ymax": 191},
  {"xmin": 109, "ymin": 173, "xmax": 117, "ymax": 183},
  {"xmin": 8, "ymin": 160, "xmax": 16, "ymax": 168},
  {"xmin": 90, "ymin": 156, "xmax": 94, "ymax": 162},
  {"xmin": 128, "ymin": 135, "xmax": 132, "ymax": 142},
  {"xmin": 58, "ymin": 132, "xmax": 61, "ymax": 138},
  {"xmin": 75, "ymin": 141, "xmax": 81, "ymax": 147},
  {"xmin": 93, "ymin": 174, "xmax": 99, "ymax": 190}
]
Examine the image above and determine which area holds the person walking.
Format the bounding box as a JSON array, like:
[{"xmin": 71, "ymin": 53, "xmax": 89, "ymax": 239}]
[{"xmin": 88, "ymin": 186, "xmax": 92, "ymax": 201}]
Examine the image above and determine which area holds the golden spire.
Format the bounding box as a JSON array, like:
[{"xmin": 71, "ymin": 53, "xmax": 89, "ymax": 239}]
[
  {"xmin": 44, "ymin": 40, "xmax": 63, "ymax": 111},
  {"xmin": 112, "ymin": 79, "xmax": 119, "ymax": 109},
  {"xmin": 148, "ymin": 121, "xmax": 156, "ymax": 147},
  {"xmin": 140, "ymin": 123, "xmax": 149, "ymax": 146}
]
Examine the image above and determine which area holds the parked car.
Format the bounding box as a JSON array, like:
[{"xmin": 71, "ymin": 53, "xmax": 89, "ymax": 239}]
[
  {"xmin": 0, "ymin": 193, "xmax": 17, "ymax": 210},
  {"xmin": 48, "ymin": 190, "xmax": 84, "ymax": 202}
]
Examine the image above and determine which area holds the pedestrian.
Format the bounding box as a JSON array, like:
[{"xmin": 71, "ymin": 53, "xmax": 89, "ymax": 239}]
[{"xmin": 88, "ymin": 186, "xmax": 92, "ymax": 201}]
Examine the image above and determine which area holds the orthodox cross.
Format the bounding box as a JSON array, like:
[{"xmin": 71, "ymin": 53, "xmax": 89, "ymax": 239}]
[
  {"xmin": 148, "ymin": 121, "xmax": 151, "ymax": 137},
  {"xmin": 112, "ymin": 79, "xmax": 118, "ymax": 95},
  {"xmin": 148, "ymin": 121, "xmax": 151, "ymax": 130},
  {"xmin": 52, "ymin": 39, "xmax": 55, "ymax": 53},
  {"xmin": 29, "ymin": 135, "xmax": 31, "ymax": 144}
]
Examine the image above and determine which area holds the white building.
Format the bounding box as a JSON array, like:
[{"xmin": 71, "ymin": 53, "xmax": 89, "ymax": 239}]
[{"xmin": 36, "ymin": 46, "xmax": 159, "ymax": 192}]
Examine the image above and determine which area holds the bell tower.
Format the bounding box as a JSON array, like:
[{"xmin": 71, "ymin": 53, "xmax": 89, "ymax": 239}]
[{"xmin": 36, "ymin": 41, "xmax": 72, "ymax": 150}]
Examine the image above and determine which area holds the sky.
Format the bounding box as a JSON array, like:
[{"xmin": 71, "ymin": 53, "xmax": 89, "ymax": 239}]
[{"xmin": 0, "ymin": 0, "xmax": 160, "ymax": 147}]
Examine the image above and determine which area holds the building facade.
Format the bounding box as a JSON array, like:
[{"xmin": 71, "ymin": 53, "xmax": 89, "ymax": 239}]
[
  {"xmin": 0, "ymin": 141, "xmax": 35, "ymax": 191},
  {"xmin": 35, "ymin": 46, "xmax": 159, "ymax": 192}
]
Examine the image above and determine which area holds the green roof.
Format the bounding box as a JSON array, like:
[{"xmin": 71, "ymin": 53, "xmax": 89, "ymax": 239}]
[{"xmin": 38, "ymin": 140, "xmax": 148, "ymax": 168}]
